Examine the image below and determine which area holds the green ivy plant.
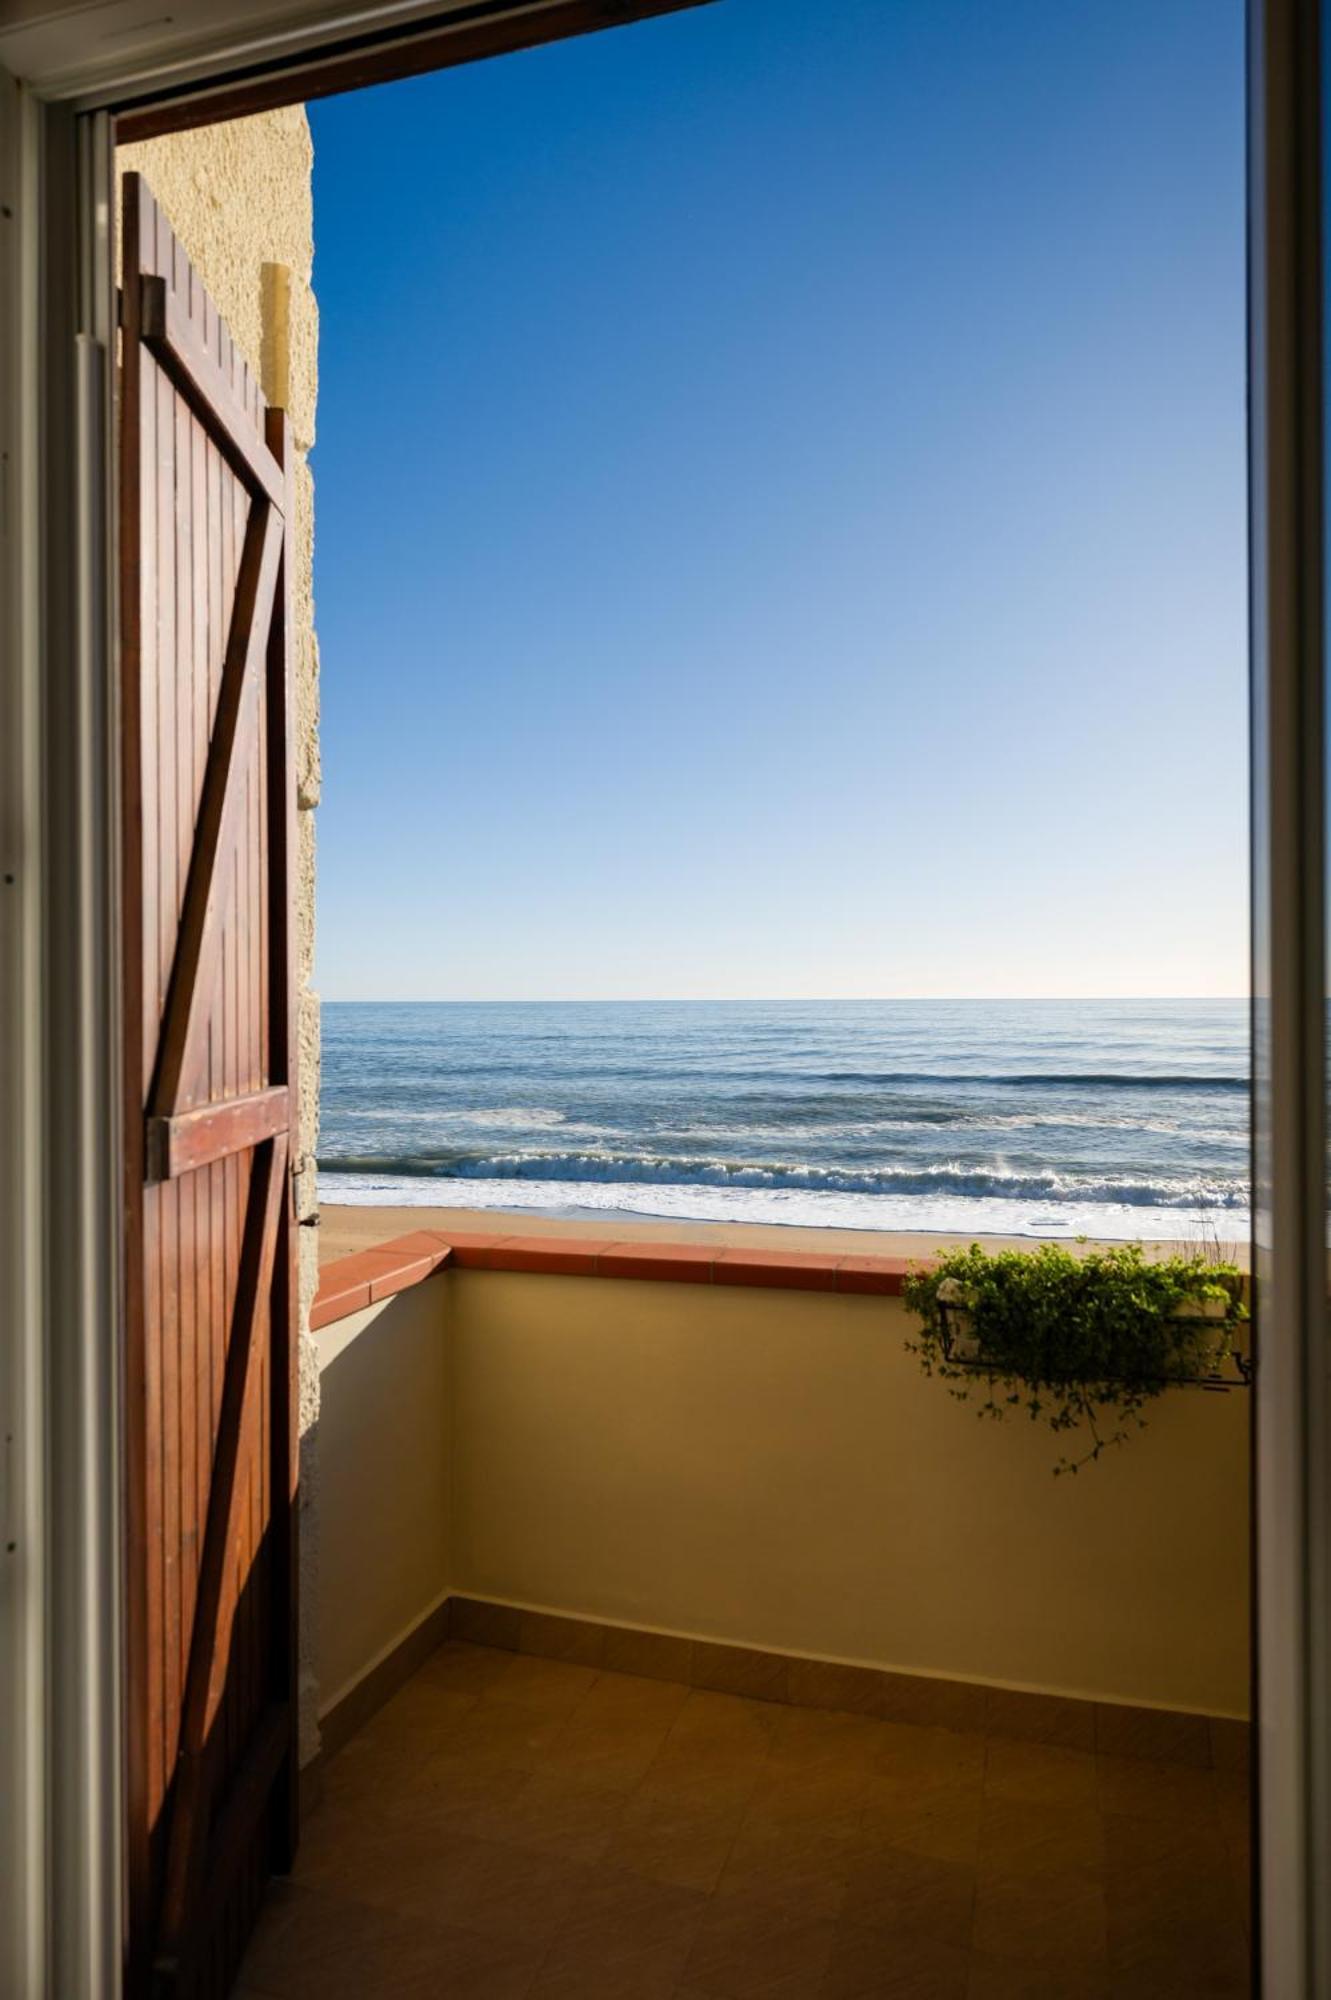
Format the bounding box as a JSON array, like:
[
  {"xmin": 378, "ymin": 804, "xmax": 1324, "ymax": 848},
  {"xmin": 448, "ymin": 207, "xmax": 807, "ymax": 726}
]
[{"xmin": 903, "ymin": 1241, "xmax": 1247, "ymax": 1475}]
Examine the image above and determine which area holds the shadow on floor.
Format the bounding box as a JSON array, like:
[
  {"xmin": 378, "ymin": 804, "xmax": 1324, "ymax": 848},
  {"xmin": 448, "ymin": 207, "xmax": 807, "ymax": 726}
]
[{"xmin": 236, "ymin": 1640, "xmax": 1252, "ymax": 1998}]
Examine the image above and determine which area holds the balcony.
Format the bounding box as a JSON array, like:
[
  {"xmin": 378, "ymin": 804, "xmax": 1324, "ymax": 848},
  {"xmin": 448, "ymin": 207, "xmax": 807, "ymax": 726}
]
[{"xmin": 237, "ymin": 1220, "xmax": 1251, "ymax": 1998}]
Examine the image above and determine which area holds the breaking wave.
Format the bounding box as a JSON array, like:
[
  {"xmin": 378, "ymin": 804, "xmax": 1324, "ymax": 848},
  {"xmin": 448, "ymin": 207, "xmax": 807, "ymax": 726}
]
[
  {"xmin": 817, "ymin": 1071, "xmax": 1246, "ymax": 1091},
  {"xmin": 315, "ymin": 1146, "xmax": 1246, "ymax": 1210}
]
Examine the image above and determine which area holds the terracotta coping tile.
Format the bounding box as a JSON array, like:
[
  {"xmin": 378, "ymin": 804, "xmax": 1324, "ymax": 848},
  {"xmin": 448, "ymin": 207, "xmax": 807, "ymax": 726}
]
[
  {"xmin": 315, "ymin": 1247, "xmax": 406, "ymax": 1286},
  {"xmin": 367, "ymin": 1250, "xmax": 443, "ymax": 1301},
  {"xmin": 486, "ymin": 1235, "xmax": 614, "ymax": 1276},
  {"xmin": 835, "ymin": 1256, "xmax": 910, "ymax": 1296},
  {"xmin": 310, "ymin": 1243, "xmax": 444, "ymax": 1326},
  {"xmin": 597, "ymin": 1242, "xmax": 716, "ymax": 1283},
  {"xmin": 311, "ymin": 1226, "xmax": 912, "ymax": 1326},
  {"xmin": 713, "ymin": 1248, "xmax": 840, "ymax": 1291},
  {"xmin": 378, "ymin": 1227, "xmax": 457, "ymax": 1259},
  {"xmin": 442, "ymin": 1233, "xmax": 521, "ymax": 1268},
  {"xmin": 309, "ymin": 1273, "xmax": 372, "ymax": 1330}
]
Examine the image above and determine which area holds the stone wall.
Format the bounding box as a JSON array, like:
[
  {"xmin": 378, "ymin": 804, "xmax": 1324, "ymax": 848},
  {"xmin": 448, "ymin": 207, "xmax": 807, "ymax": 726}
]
[{"xmin": 117, "ymin": 107, "xmax": 323, "ymax": 1763}]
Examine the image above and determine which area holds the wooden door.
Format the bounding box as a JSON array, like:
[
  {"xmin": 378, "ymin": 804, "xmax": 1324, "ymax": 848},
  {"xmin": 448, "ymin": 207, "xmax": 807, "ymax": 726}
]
[{"xmin": 119, "ymin": 172, "xmax": 300, "ymax": 1999}]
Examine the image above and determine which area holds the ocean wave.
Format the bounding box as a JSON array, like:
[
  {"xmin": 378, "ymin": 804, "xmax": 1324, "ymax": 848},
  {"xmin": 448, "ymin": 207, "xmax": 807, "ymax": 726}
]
[
  {"xmin": 663, "ymin": 1111, "xmax": 1244, "ymax": 1142},
  {"xmin": 317, "ymin": 1171, "xmax": 1252, "ymax": 1244},
  {"xmin": 456, "ymin": 1107, "xmax": 568, "ymax": 1130},
  {"xmin": 816, "ymin": 1071, "xmax": 1247, "ymax": 1092},
  {"xmin": 315, "ymin": 1145, "xmax": 1246, "ymax": 1209}
]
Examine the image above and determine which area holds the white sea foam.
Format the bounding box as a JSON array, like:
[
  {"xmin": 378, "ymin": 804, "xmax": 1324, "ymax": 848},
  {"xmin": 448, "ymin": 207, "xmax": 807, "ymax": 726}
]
[
  {"xmin": 318, "ymin": 1169, "xmax": 1251, "ymax": 1243},
  {"xmin": 456, "ymin": 1107, "xmax": 568, "ymax": 1130}
]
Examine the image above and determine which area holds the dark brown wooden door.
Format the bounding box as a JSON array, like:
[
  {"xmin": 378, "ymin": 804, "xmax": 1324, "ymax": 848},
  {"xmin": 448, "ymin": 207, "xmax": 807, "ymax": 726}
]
[{"xmin": 119, "ymin": 171, "xmax": 300, "ymax": 2000}]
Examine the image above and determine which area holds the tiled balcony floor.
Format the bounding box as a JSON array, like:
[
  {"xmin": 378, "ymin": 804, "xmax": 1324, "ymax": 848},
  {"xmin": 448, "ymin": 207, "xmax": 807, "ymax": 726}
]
[{"xmin": 236, "ymin": 1642, "xmax": 1252, "ymax": 1999}]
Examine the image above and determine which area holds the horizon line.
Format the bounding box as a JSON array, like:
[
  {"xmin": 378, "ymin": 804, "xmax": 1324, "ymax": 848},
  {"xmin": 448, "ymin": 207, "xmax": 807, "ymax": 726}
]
[{"xmin": 317, "ymin": 993, "xmax": 1252, "ymax": 1005}]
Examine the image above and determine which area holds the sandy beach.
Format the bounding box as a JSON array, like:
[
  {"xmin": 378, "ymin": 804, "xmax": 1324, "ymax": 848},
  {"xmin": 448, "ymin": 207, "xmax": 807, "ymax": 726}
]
[{"xmin": 317, "ymin": 1201, "xmax": 1247, "ymax": 1269}]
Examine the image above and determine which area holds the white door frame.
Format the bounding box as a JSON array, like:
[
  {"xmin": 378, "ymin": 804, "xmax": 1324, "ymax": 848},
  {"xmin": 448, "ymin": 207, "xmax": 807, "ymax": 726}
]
[
  {"xmin": 1248, "ymin": 0, "xmax": 1331, "ymax": 1988},
  {"xmin": 0, "ymin": 83, "xmax": 122, "ymax": 2000},
  {"xmin": 0, "ymin": 66, "xmax": 121, "ymax": 2000},
  {"xmin": 2, "ymin": 0, "xmax": 1325, "ymax": 1989}
]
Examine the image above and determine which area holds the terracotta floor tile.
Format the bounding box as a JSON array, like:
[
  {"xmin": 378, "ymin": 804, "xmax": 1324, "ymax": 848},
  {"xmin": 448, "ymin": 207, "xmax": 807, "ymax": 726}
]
[
  {"xmin": 373, "ymin": 1671, "xmax": 484, "ymax": 1727},
  {"xmin": 280, "ymin": 1637, "xmax": 1248, "ymax": 2000},
  {"xmin": 466, "ymin": 1767, "xmax": 630, "ymax": 1862},
  {"xmin": 840, "ymin": 1842, "xmax": 975, "ymax": 1944},
  {"xmin": 611, "ymin": 1788, "xmax": 747, "ymax": 1893},
  {"xmin": 1096, "ymin": 1754, "xmax": 1219, "ymax": 1825},
  {"xmin": 544, "ymin": 1712, "xmax": 675, "ymax": 1789},
  {"xmin": 489, "ymin": 1653, "xmax": 602, "ymax": 1716},
  {"xmin": 769, "ymin": 1705, "xmax": 888, "ymax": 1771},
  {"xmin": 642, "ymin": 1748, "xmax": 770, "ymax": 1814},
  {"xmin": 1103, "ymin": 1808, "xmax": 1231, "ymax": 1900},
  {"xmin": 972, "ymin": 1863, "xmax": 1107, "ymax": 1968},
  {"xmin": 859, "ymin": 1777, "xmax": 984, "ymax": 1866},
  {"xmin": 343, "ymin": 1678, "xmax": 480, "ymax": 1771},
  {"xmin": 821, "ymin": 1919, "xmax": 970, "ymax": 1998},
  {"xmin": 577, "ymin": 1669, "xmax": 694, "ymax": 1729},
  {"xmin": 983, "ymin": 1740, "xmax": 1099, "ymax": 1811},
  {"xmin": 978, "ymin": 1797, "xmax": 1106, "ymax": 1877},
  {"xmin": 1106, "ymin": 1908, "xmax": 1252, "ymax": 1996},
  {"xmin": 682, "ymin": 1889, "xmax": 840, "ymax": 1997},
  {"xmin": 669, "ymin": 1691, "xmax": 782, "ymax": 1754},
  {"xmin": 280, "ymin": 1795, "xmax": 406, "ymax": 1897},
  {"xmin": 965, "ymin": 1952, "xmax": 1112, "ymax": 1998},
  {"xmin": 290, "ymin": 1818, "xmax": 482, "ymax": 1927},
  {"xmin": 1214, "ymin": 1770, "xmax": 1252, "ymax": 1837},
  {"xmin": 746, "ymin": 1756, "xmax": 873, "ymax": 1828},
  {"xmin": 432, "ymin": 1697, "xmax": 572, "ymax": 1771},
  {"xmin": 426, "ymin": 1833, "xmax": 600, "ymax": 1945},
  {"xmin": 874, "ymin": 1725, "xmax": 988, "ymax": 1789},
  {"xmin": 716, "ymin": 1816, "xmax": 853, "ymax": 1916},
  {"xmin": 416, "ymin": 1640, "xmax": 518, "ymax": 1697},
  {"xmin": 534, "ymin": 1867, "xmax": 706, "ymax": 1996},
  {"xmin": 237, "ymin": 1881, "xmax": 543, "ymax": 2000},
  {"xmin": 530, "ymin": 1949, "xmax": 682, "ymax": 1999},
  {"xmin": 379, "ymin": 1750, "xmax": 532, "ymax": 1835}
]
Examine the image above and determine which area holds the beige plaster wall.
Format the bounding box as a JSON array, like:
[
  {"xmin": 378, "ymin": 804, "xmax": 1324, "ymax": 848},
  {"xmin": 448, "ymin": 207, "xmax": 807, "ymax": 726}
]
[
  {"xmin": 116, "ymin": 108, "xmax": 323, "ymax": 1756},
  {"xmin": 450, "ymin": 1275, "xmax": 1249, "ymax": 1716},
  {"xmin": 314, "ymin": 1281, "xmax": 452, "ymax": 1711},
  {"xmin": 315, "ymin": 1272, "xmax": 1250, "ymax": 1721}
]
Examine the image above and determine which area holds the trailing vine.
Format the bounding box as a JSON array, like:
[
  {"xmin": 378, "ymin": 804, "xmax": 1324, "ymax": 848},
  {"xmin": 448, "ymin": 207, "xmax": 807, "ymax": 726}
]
[{"xmin": 903, "ymin": 1241, "xmax": 1246, "ymax": 1475}]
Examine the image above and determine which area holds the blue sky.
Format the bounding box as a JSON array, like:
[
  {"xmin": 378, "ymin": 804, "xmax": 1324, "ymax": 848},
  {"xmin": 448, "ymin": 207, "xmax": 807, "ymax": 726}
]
[{"xmin": 309, "ymin": 0, "xmax": 1246, "ymax": 1001}]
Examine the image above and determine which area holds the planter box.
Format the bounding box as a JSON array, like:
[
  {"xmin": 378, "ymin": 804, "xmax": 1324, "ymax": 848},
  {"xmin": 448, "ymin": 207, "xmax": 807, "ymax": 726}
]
[{"xmin": 934, "ymin": 1284, "xmax": 1251, "ymax": 1391}]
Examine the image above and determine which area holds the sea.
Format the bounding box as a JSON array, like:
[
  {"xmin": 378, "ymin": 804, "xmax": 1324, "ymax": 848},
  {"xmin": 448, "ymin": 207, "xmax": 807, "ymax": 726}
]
[{"xmin": 316, "ymin": 998, "xmax": 1250, "ymax": 1242}]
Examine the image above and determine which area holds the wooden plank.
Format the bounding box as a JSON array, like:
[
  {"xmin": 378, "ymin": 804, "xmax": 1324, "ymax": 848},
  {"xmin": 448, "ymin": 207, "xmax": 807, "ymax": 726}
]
[
  {"xmin": 119, "ymin": 172, "xmax": 154, "ymax": 1995},
  {"xmin": 123, "ymin": 168, "xmax": 298, "ymax": 1995},
  {"xmin": 149, "ymin": 498, "xmax": 282, "ymax": 1119},
  {"xmin": 175, "ymin": 301, "xmax": 200, "ymax": 1739},
  {"xmin": 197, "ymin": 1704, "xmax": 290, "ymax": 1945},
  {"xmin": 161, "ymin": 1701, "xmax": 289, "ymax": 1993},
  {"xmin": 265, "ymin": 407, "xmax": 301, "ymax": 1871},
  {"xmin": 156, "ymin": 1133, "xmax": 288, "ymax": 1968},
  {"xmin": 147, "ymin": 1086, "xmax": 290, "ymax": 1182},
  {"xmin": 140, "ymin": 274, "xmax": 286, "ymax": 508},
  {"xmin": 154, "ymin": 197, "xmax": 184, "ymax": 1806}
]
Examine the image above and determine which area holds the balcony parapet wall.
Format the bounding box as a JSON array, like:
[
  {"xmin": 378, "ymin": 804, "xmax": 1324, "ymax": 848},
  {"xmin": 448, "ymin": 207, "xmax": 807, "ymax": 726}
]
[
  {"xmin": 311, "ymin": 1227, "xmax": 910, "ymax": 1329},
  {"xmin": 310, "ymin": 1223, "xmax": 1251, "ymax": 1751}
]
